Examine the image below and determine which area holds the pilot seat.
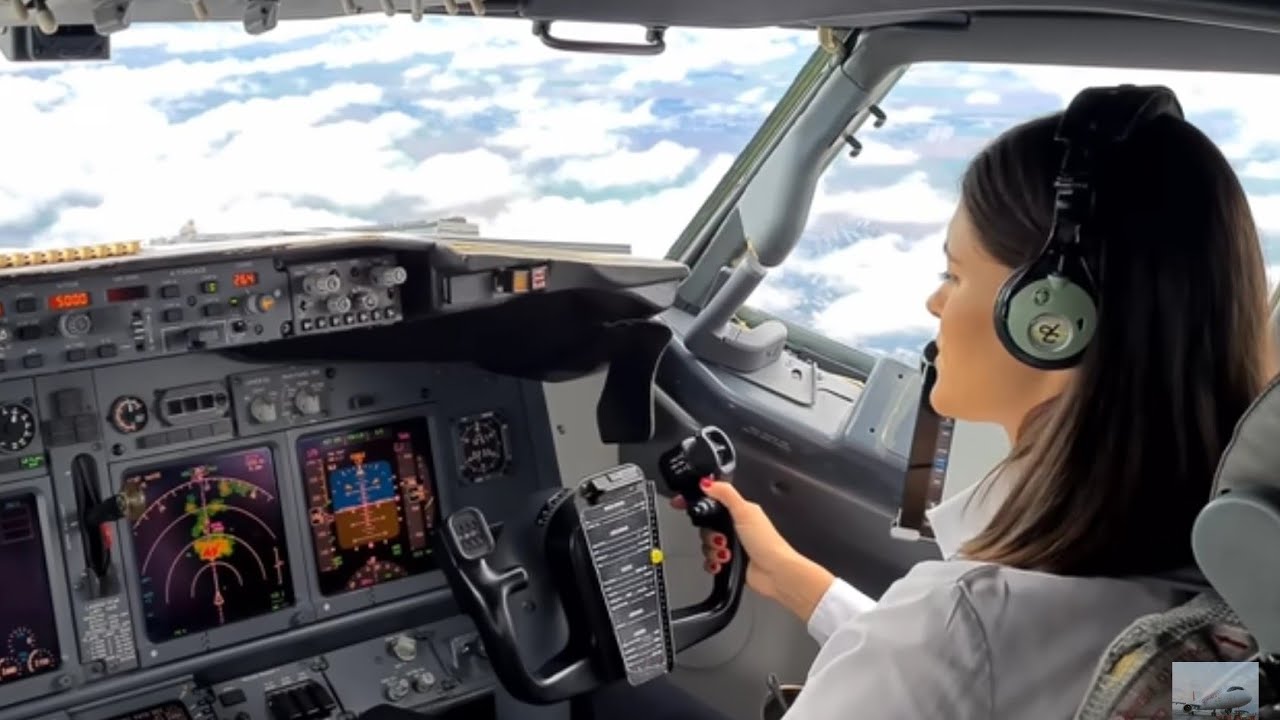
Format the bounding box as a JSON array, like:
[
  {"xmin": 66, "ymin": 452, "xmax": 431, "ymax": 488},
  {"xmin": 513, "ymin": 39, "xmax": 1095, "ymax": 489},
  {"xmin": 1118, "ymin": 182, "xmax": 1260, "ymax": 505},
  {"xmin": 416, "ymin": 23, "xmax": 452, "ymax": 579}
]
[{"xmin": 1073, "ymin": 375, "xmax": 1280, "ymax": 719}]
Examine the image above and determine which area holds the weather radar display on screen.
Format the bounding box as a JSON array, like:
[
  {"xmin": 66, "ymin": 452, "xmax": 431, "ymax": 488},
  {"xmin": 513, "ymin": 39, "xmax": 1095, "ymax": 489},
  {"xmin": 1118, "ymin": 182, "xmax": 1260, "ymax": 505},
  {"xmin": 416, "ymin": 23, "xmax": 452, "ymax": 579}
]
[
  {"xmin": 0, "ymin": 494, "xmax": 61, "ymax": 685},
  {"xmin": 125, "ymin": 448, "xmax": 295, "ymax": 642},
  {"xmin": 297, "ymin": 418, "xmax": 437, "ymax": 596}
]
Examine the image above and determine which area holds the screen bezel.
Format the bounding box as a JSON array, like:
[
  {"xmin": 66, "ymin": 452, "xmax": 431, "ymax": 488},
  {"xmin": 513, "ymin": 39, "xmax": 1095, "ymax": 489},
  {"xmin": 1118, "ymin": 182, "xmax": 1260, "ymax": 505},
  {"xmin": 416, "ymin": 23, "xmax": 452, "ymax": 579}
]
[
  {"xmin": 285, "ymin": 409, "xmax": 451, "ymax": 621},
  {"xmin": 295, "ymin": 415, "xmax": 439, "ymax": 599},
  {"xmin": 112, "ymin": 440, "xmax": 312, "ymax": 669},
  {"xmin": 121, "ymin": 444, "xmax": 297, "ymax": 645},
  {"xmin": 0, "ymin": 478, "xmax": 80, "ymax": 710}
]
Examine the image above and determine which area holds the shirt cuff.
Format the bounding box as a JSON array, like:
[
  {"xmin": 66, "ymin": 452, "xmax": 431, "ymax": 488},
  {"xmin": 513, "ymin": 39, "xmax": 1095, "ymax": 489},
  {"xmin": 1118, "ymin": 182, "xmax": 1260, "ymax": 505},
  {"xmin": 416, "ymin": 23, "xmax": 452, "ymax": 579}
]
[{"xmin": 805, "ymin": 578, "xmax": 877, "ymax": 645}]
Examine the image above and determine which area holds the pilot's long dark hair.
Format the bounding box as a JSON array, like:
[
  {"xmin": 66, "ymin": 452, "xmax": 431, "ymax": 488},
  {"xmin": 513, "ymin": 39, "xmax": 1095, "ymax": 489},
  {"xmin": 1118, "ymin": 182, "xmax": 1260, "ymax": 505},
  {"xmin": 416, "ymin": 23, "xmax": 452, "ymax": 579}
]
[{"xmin": 958, "ymin": 110, "xmax": 1274, "ymax": 577}]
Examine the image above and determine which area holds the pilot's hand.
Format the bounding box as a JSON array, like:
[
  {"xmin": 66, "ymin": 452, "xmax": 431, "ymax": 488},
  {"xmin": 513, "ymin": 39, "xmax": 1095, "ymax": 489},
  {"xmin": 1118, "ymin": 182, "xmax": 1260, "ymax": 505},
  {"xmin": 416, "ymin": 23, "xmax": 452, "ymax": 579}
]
[{"xmin": 671, "ymin": 480, "xmax": 835, "ymax": 622}]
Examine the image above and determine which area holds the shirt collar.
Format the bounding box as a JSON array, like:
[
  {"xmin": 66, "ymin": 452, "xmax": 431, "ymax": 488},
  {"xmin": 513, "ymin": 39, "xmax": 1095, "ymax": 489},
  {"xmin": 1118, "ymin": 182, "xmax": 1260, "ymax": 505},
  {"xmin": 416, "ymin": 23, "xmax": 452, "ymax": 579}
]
[{"xmin": 925, "ymin": 472, "xmax": 1009, "ymax": 560}]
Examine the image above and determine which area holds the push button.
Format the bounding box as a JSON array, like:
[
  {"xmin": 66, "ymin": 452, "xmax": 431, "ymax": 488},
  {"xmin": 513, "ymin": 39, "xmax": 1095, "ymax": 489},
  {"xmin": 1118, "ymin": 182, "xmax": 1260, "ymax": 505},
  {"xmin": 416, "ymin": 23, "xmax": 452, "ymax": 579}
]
[
  {"xmin": 218, "ymin": 688, "xmax": 247, "ymax": 707},
  {"xmin": 22, "ymin": 354, "xmax": 43, "ymax": 369},
  {"xmin": 160, "ymin": 284, "xmax": 181, "ymax": 299}
]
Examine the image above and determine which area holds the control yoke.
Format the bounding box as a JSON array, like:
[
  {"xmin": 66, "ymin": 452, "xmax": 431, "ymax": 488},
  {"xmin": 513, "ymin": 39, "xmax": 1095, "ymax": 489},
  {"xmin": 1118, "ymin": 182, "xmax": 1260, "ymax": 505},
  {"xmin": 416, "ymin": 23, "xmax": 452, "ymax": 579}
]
[{"xmin": 434, "ymin": 426, "xmax": 746, "ymax": 705}]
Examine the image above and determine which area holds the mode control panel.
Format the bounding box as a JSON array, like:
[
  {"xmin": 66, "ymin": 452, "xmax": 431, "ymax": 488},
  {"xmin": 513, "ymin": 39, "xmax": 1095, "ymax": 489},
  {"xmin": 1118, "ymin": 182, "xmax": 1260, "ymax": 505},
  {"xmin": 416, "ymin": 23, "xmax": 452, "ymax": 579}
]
[
  {"xmin": 0, "ymin": 258, "xmax": 291, "ymax": 379},
  {"xmin": 287, "ymin": 255, "xmax": 406, "ymax": 337}
]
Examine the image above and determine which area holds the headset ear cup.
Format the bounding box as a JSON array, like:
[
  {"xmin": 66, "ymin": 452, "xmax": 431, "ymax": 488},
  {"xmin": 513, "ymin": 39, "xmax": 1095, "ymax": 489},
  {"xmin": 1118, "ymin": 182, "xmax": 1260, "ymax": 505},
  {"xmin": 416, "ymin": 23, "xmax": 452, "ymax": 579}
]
[{"xmin": 997, "ymin": 269, "xmax": 1098, "ymax": 369}]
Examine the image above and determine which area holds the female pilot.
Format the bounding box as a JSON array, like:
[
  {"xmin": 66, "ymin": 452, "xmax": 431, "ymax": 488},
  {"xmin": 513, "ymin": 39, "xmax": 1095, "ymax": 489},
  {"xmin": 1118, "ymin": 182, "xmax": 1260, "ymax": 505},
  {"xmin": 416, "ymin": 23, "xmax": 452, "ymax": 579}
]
[{"xmin": 630, "ymin": 87, "xmax": 1274, "ymax": 718}]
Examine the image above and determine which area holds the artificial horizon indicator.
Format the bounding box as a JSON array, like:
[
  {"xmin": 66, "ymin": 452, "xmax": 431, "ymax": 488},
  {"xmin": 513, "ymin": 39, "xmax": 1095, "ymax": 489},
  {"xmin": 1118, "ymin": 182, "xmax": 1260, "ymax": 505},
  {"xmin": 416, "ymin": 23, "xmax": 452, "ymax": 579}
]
[{"xmin": 297, "ymin": 418, "xmax": 438, "ymax": 596}]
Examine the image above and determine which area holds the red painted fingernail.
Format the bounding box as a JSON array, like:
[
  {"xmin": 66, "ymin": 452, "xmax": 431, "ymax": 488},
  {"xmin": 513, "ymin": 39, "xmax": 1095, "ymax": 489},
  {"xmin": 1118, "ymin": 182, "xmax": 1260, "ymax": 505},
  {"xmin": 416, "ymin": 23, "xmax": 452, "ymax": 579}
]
[
  {"xmin": 700, "ymin": 478, "xmax": 713, "ymax": 490},
  {"xmin": 717, "ymin": 549, "xmax": 729, "ymax": 561},
  {"xmin": 706, "ymin": 561, "xmax": 719, "ymax": 573},
  {"xmin": 712, "ymin": 535, "xmax": 726, "ymax": 547}
]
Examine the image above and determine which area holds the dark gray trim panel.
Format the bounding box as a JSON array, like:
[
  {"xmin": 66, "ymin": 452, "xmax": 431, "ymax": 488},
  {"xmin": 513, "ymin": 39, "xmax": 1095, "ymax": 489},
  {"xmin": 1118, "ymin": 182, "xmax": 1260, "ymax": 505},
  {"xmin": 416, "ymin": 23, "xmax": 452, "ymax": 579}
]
[
  {"xmin": 17, "ymin": 0, "xmax": 1280, "ymax": 34},
  {"xmin": 0, "ymin": 588, "xmax": 460, "ymax": 720}
]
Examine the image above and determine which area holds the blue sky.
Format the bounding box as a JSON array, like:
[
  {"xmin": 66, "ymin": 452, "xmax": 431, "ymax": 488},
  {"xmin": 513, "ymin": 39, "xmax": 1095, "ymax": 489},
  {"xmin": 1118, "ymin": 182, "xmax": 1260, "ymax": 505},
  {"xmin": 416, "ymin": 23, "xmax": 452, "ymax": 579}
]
[{"xmin": 5, "ymin": 16, "xmax": 1280, "ymax": 356}]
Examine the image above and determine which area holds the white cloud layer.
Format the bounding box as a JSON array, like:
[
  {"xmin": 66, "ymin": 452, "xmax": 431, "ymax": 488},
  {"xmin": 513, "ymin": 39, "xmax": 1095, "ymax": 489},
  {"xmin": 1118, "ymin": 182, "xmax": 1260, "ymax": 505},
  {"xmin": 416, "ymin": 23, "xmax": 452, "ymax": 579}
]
[{"xmin": 5, "ymin": 28, "xmax": 1280, "ymax": 357}]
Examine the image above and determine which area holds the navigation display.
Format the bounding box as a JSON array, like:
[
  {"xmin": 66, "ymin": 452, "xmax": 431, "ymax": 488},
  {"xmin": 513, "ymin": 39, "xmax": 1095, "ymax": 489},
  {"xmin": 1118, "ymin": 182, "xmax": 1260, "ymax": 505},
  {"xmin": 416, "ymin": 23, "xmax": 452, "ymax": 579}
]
[
  {"xmin": 125, "ymin": 448, "xmax": 295, "ymax": 642},
  {"xmin": 297, "ymin": 418, "xmax": 437, "ymax": 596},
  {"xmin": 0, "ymin": 494, "xmax": 62, "ymax": 685}
]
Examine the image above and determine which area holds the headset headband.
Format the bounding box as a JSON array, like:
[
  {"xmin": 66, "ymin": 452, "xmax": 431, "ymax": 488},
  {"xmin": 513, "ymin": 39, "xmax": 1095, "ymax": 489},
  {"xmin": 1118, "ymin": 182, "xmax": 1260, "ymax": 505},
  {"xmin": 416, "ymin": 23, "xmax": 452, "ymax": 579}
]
[
  {"xmin": 993, "ymin": 84, "xmax": 1184, "ymax": 370},
  {"xmin": 1050, "ymin": 85, "xmax": 1185, "ymax": 252}
]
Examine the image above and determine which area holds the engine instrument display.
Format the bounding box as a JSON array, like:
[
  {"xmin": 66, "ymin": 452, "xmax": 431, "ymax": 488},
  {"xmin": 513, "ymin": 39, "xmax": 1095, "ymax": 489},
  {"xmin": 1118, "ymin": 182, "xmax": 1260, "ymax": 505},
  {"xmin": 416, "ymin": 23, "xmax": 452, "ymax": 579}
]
[
  {"xmin": 0, "ymin": 494, "xmax": 62, "ymax": 685},
  {"xmin": 297, "ymin": 418, "xmax": 437, "ymax": 596},
  {"xmin": 125, "ymin": 447, "xmax": 295, "ymax": 642}
]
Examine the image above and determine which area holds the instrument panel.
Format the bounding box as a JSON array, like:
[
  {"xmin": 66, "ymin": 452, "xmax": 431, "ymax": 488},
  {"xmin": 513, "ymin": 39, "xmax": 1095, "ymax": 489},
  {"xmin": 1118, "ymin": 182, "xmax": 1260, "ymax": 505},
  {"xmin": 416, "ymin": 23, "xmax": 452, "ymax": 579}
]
[
  {"xmin": 0, "ymin": 243, "xmax": 578, "ymax": 720},
  {"xmin": 0, "ymin": 253, "xmax": 406, "ymax": 383}
]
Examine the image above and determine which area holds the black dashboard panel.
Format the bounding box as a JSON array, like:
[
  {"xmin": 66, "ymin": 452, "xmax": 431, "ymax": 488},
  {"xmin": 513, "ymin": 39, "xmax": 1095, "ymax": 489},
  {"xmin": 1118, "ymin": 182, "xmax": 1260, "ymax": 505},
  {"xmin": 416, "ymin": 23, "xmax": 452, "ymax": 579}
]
[{"xmin": 0, "ymin": 235, "xmax": 688, "ymax": 720}]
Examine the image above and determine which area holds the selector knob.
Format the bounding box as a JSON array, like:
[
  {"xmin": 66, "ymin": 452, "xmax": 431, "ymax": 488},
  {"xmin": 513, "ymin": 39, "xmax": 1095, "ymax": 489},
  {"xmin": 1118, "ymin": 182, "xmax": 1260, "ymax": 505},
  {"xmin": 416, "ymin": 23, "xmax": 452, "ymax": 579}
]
[
  {"xmin": 354, "ymin": 292, "xmax": 379, "ymax": 311},
  {"xmin": 325, "ymin": 295, "xmax": 352, "ymax": 314},
  {"xmin": 370, "ymin": 265, "xmax": 407, "ymax": 288},
  {"xmin": 411, "ymin": 671, "xmax": 436, "ymax": 693},
  {"xmin": 388, "ymin": 634, "xmax": 417, "ymax": 662},
  {"xmin": 385, "ymin": 678, "xmax": 410, "ymax": 702},
  {"xmin": 302, "ymin": 271, "xmax": 342, "ymax": 297},
  {"xmin": 59, "ymin": 312, "xmax": 93, "ymax": 338},
  {"xmin": 249, "ymin": 294, "xmax": 277, "ymax": 314},
  {"xmin": 293, "ymin": 390, "xmax": 322, "ymax": 416},
  {"xmin": 249, "ymin": 396, "xmax": 279, "ymax": 424}
]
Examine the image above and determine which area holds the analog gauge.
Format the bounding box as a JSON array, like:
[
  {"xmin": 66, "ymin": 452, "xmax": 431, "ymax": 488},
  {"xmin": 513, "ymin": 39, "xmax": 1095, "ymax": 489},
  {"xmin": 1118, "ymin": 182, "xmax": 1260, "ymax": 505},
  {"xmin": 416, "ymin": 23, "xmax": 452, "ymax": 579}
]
[
  {"xmin": 109, "ymin": 396, "xmax": 148, "ymax": 434},
  {"xmin": 456, "ymin": 412, "xmax": 511, "ymax": 483},
  {"xmin": 7, "ymin": 626, "xmax": 35, "ymax": 658},
  {"xmin": 25, "ymin": 648, "xmax": 54, "ymax": 673},
  {"xmin": 0, "ymin": 656, "xmax": 19, "ymax": 681},
  {"xmin": 0, "ymin": 404, "xmax": 35, "ymax": 453}
]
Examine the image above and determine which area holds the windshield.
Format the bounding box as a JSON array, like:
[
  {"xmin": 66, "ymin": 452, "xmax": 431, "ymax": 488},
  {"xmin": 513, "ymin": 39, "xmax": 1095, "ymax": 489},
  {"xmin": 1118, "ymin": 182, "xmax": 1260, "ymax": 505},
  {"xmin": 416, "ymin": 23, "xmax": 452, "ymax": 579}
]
[{"xmin": 1, "ymin": 16, "xmax": 812, "ymax": 258}]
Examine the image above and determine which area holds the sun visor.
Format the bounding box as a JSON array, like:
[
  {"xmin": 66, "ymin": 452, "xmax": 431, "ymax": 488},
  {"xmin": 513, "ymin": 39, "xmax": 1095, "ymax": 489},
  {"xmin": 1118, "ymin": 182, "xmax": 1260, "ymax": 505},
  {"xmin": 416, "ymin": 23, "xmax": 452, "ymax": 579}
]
[{"xmin": 1193, "ymin": 375, "xmax": 1280, "ymax": 654}]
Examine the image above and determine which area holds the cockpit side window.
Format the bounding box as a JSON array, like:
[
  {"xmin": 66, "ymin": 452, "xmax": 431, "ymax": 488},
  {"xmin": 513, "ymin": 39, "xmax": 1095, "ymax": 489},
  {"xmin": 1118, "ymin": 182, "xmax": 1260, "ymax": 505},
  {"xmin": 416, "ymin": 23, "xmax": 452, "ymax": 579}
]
[{"xmin": 742, "ymin": 62, "xmax": 1280, "ymax": 367}]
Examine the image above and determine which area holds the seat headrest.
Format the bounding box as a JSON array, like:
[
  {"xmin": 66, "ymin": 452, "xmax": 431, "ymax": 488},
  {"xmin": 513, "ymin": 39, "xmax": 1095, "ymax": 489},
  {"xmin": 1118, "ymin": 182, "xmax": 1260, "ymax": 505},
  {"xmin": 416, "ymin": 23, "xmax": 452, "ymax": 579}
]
[{"xmin": 1193, "ymin": 375, "xmax": 1280, "ymax": 655}]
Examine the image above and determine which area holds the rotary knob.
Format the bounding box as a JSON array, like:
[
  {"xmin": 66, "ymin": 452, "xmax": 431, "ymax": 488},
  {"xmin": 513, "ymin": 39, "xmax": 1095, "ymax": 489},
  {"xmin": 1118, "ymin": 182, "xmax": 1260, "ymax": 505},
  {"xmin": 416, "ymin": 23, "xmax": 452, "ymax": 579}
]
[
  {"xmin": 249, "ymin": 396, "xmax": 279, "ymax": 424},
  {"xmin": 384, "ymin": 678, "xmax": 410, "ymax": 702},
  {"xmin": 59, "ymin": 312, "xmax": 93, "ymax": 338},
  {"xmin": 293, "ymin": 390, "xmax": 322, "ymax": 416},
  {"xmin": 302, "ymin": 271, "xmax": 342, "ymax": 297},
  {"xmin": 325, "ymin": 295, "xmax": 352, "ymax": 314},
  {"xmin": 354, "ymin": 292, "xmax": 379, "ymax": 311},
  {"xmin": 370, "ymin": 266, "xmax": 407, "ymax": 288},
  {"xmin": 411, "ymin": 671, "xmax": 435, "ymax": 693},
  {"xmin": 388, "ymin": 634, "xmax": 417, "ymax": 662}
]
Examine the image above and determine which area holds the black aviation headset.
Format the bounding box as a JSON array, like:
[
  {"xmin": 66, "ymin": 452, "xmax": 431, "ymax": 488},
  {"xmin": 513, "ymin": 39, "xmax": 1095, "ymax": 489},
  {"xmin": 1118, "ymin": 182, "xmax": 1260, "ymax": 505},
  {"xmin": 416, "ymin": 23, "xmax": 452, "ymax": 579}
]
[{"xmin": 993, "ymin": 84, "xmax": 1184, "ymax": 370}]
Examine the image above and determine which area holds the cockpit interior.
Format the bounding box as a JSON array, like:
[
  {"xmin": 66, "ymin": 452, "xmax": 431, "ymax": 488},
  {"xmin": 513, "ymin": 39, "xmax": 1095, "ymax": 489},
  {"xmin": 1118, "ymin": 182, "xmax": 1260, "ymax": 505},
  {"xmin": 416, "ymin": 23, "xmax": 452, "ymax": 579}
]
[{"xmin": 3, "ymin": 1, "xmax": 1280, "ymax": 720}]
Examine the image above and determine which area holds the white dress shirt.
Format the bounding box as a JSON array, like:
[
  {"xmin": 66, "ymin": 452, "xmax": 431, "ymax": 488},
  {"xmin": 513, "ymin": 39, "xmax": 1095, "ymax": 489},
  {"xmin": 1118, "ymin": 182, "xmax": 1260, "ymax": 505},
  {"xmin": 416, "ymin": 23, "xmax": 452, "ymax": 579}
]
[{"xmin": 784, "ymin": 478, "xmax": 1183, "ymax": 719}]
